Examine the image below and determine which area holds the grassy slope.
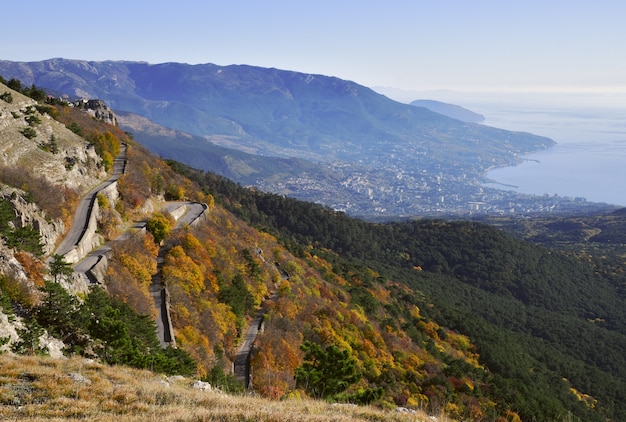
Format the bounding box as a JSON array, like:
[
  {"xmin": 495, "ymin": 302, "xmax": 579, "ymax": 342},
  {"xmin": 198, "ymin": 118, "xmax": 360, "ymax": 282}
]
[{"xmin": 0, "ymin": 355, "xmax": 450, "ymax": 422}]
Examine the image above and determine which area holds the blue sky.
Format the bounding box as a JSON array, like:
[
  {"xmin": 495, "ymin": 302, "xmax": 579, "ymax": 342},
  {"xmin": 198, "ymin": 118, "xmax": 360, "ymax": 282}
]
[{"xmin": 2, "ymin": 1, "xmax": 625, "ymax": 94}]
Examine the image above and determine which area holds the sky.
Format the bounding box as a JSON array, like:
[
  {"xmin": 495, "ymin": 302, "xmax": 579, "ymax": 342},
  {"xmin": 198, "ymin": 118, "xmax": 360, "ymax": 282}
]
[{"xmin": 2, "ymin": 1, "xmax": 626, "ymax": 95}]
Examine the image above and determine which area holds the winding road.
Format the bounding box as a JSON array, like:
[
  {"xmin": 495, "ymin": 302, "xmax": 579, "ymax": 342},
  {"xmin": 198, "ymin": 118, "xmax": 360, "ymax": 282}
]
[
  {"xmin": 52, "ymin": 144, "xmax": 208, "ymax": 349},
  {"xmin": 55, "ymin": 143, "xmax": 272, "ymax": 385},
  {"xmin": 54, "ymin": 144, "xmax": 127, "ymax": 260}
]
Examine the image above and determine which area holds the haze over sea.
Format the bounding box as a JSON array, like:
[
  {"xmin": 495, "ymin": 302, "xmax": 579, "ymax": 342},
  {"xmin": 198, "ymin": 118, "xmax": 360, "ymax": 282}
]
[{"xmin": 392, "ymin": 91, "xmax": 626, "ymax": 208}]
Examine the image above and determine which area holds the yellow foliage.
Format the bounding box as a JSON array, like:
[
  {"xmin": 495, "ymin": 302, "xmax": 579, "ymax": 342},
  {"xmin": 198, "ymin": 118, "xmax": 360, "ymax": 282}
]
[
  {"xmin": 349, "ymin": 305, "xmax": 369, "ymax": 324},
  {"xmin": 569, "ymin": 387, "xmax": 597, "ymax": 408},
  {"xmin": 444, "ymin": 402, "xmax": 463, "ymax": 419},
  {"xmin": 119, "ymin": 254, "xmax": 153, "ymax": 285},
  {"xmin": 447, "ymin": 331, "xmax": 471, "ymax": 351},
  {"xmin": 163, "ymin": 246, "xmax": 204, "ymax": 294},
  {"xmin": 278, "ymin": 338, "xmax": 301, "ymax": 372},
  {"xmin": 407, "ymin": 394, "xmax": 428, "ymax": 408},
  {"xmin": 368, "ymin": 284, "xmax": 390, "ymax": 304},
  {"xmin": 205, "ymin": 271, "xmax": 219, "ymax": 293},
  {"xmin": 210, "ymin": 303, "xmax": 237, "ymax": 335},
  {"xmin": 502, "ymin": 410, "xmax": 523, "ymax": 422},
  {"xmin": 409, "ymin": 305, "xmax": 421, "ymax": 319},
  {"xmin": 418, "ymin": 320, "xmax": 441, "ymax": 340},
  {"xmin": 278, "ymin": 279, "xmax": 292, "ymax": 296},
  {"xmin": 171, "ymin": 302, "xmax": 192, "ymax": 327},
  {"xmin": 275, "ymin": 297, "xmax": 298, "ymax": 320},
  {"xmin": 176, "ymin": 325, "xmax": 208, "ymax": 349}
]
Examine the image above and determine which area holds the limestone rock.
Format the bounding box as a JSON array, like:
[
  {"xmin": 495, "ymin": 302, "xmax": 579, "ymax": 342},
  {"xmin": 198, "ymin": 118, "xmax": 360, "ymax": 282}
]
[{"xmin": 190, "ymin": 380, "xmax": 212, "ymax": 391}]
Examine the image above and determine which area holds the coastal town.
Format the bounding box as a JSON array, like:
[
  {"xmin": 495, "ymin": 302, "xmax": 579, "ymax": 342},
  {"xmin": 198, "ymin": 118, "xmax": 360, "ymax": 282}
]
[{"xmin": 258, "ymin": 160, "xmax": 613, "ymax": 218}]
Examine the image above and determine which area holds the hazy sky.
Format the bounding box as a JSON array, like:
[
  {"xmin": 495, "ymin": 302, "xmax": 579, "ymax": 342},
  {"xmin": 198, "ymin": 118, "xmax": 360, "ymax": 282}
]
[{"xmin": 2, "ymin": 1, "xmax": 625, "ymax": 94}]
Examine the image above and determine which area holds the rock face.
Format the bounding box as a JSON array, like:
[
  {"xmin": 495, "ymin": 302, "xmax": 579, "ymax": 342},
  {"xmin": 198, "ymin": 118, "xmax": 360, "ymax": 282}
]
[
  {"xmin": 0, "ymin": 83, "xmax": 117, "ymax": 350},
  {"xmin": 73, "ymin": 99, "xmax": 117, "ymax": 126},
  {"xmin": 0, "ymin": 83, "xmax": 110, "ymax": 263},
  {"xmin": 1, "ymin": 186, "xmax": 66, "ymax": 256}
]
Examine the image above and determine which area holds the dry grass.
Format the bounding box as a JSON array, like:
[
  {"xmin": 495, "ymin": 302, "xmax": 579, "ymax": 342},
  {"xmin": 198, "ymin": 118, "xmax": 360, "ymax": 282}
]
[{"xmin": 0, "ymin": 354, "xmax": 451, "ymax": 422}]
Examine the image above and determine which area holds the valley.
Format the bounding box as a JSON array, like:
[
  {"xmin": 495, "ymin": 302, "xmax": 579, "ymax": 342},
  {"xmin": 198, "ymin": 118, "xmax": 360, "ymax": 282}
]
[{"xmin": 1, "ymin": 70, "xmax": 625, "ymax": 422}]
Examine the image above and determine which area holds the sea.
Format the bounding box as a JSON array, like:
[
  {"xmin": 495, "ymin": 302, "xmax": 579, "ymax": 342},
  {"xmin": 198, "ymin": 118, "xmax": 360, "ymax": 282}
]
[{"xmin": 445, "ymin": 92, "xmax": 626, "ymax": 207}]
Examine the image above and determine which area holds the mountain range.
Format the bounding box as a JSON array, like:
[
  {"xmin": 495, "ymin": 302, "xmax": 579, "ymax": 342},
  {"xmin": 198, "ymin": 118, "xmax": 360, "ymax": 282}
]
[{"xmin": 0, "ymin": 58, "xmax": 569, "ymax": 217}]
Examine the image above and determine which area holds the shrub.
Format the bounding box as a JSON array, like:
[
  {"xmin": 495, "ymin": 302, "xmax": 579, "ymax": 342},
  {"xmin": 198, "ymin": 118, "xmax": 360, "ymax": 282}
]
[
  {"xmin": 11, "ymin": 317, "xmax": 47, "ymax": 356},
  {"xmin": 21, "ymin": 126, "xmax": 37, "ymax": 140},
  {"xmin": 67, "ymin": 122, "xmax": 82, "ymax": 135},
  {"xmin": 0, "ymin": 91, "xmax": 12, "ymax": 103},
  {"xmin": 5, "ymin": 225, "xmax": 44, "ymax": 256},
  {"xmin": 145, "ymin": 213, "xmax": 173, "ymax": 244},
  {"xmin": 0, "ymin": 198, "xmax": 14, "ymax": 232},
  {"xmin": 0, "ymin": 273, "xmax": 37, "ymax": 308},
  {"xmin": 0, "ymin": 167, "xmax": 79, "ymax": 221},
  {"xmin": 25, "ymin": 114, "xmax": 41, "ymax": 126},
  {"xmin": 6, "ymin": 78, "xmax": 21, "ymax": 92},
  {"xmin": 294, "ymin": 341, "xmax": 361, "ymax": 400}
]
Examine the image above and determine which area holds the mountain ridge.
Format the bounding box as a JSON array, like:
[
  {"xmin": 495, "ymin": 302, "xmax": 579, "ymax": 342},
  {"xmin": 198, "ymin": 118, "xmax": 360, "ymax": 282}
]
[
  {"xmin": 410, "ymin": 99, "xmax": 485, "ymax": 123},
  {"xmin": 0, "ymin": 58, "xmax": 564, "ymax": 217}
]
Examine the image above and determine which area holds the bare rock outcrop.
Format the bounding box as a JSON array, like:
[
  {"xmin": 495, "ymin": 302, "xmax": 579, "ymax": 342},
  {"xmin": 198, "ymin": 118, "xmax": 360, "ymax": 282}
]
[
  {"xmin": 73, "ymin": 99, "xmax": 117, "ymax": 126},
  {"xmin": 0, "ymin": 84, "xmax": 106, "ymax": 192}
]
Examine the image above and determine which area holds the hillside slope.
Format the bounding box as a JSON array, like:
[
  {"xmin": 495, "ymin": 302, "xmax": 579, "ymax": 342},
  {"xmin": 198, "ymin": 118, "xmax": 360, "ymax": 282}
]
[
  {"xmin": 0, "ymin": 86, "xmax": 482, "ymax": 420},
  {"xmin": 410, "ymin": 99, "xmax": 485, "ymax": 123},
  {"xmin": 1, "ymin": 81, "xmax": 624, "ymax": 421},
  {"xmin": 171, "ymin": 163, "xmax": 626, "ymax": 422}
]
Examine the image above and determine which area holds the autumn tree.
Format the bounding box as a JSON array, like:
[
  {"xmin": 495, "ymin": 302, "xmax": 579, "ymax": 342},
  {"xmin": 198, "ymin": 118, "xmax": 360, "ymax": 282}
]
[
  {"xmin": 145, "ymin": 213, "xmax": 173, "ymax": 244},
  {"xmin": 106, "ymin": 233, "xmax": 158, "ymax": 316}
]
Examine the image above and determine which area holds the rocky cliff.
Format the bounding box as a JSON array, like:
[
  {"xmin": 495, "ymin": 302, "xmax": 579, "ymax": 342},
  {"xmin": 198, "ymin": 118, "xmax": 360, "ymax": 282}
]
[
  {"xmin": 0, "ymin": 84, "xmax": 106, "ymax": 191},
  {"xmin": 0, "ymin": 83, "xmax": 114, "ymax": 352}
]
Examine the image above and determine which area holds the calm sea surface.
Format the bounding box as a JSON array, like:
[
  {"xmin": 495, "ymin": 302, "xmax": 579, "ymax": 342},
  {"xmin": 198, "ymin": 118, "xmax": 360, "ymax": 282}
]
[{"xmin": 474, "ymin": 98, "xmax": 626, "ymax": 207}]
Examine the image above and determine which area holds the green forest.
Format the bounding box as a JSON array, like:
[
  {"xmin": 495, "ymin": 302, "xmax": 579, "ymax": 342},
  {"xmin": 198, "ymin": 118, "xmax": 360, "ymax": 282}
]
[{"xmin": 169, "ymin": 162, "xmax": 626, "ymax": 421}]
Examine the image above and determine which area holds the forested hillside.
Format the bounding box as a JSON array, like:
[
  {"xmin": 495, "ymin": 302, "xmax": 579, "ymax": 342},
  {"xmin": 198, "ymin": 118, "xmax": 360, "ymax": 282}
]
[
  {"xmin": 1, "ymin": 79, "xmax": 624, "ymax": 421},
  {"xmin": 169, "ymin": 162, "xmax": 626, "ymax": 421}
]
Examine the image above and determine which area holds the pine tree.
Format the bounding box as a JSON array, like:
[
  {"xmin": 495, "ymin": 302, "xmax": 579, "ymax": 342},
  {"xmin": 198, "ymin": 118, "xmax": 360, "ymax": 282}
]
[
  {"xmin": 48, "ymin": 254, "xmax": 73, "ymax": 282},
  {"xmin": 294, "ymin": 341, "xmax": 361, "ymax": 399}
]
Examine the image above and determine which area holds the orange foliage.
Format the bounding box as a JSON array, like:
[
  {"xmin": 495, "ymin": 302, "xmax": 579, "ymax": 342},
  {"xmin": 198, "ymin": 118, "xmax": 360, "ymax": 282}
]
[
  {"xmin": 252, "ymin": 327, "xmax": 302, "ymax": 398},
  {"xmin": 105, "ymin": 262, "xmax": 155, "ymax": 317},
  {"xmin": 14, "ymin": 251, "xmax": 45, "ymax": 287},
  {"xmin": 369, "ymin": 284, "xmax": 390, "ymax": 304},
  {"xmin": 106, "ymin": 233, "xmax": 158, "ymax": 316}
]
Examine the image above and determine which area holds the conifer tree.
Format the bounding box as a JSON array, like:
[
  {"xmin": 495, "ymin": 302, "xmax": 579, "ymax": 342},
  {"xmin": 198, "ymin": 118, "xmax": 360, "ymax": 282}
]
[
  {"xmin": 48, "ymin": 254, "xmax": 73, "ymax": 282},
  {"xmin": 294, "ymin": 341, "xmax": 361, "ymax": 399}
]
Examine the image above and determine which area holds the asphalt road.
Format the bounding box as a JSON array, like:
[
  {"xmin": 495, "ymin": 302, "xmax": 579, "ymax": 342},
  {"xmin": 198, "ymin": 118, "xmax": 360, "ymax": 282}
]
[{"xmin": 53, "ymin": 144, "xmax": 127, "ymax": 258}]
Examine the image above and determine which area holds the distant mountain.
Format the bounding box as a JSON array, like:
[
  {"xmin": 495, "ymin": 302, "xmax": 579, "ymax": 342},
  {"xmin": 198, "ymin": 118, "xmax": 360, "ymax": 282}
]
[
  {"xmin": 0, "ymin": 59, "xmax": 549, "ymax": 165},
  {"xmin": 0, "ymin": 58, "xmax": 559, "ymax": 216},
  {"xmin": 410, "ymin": 99, "xmax": 485, "ymax": 123}
]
